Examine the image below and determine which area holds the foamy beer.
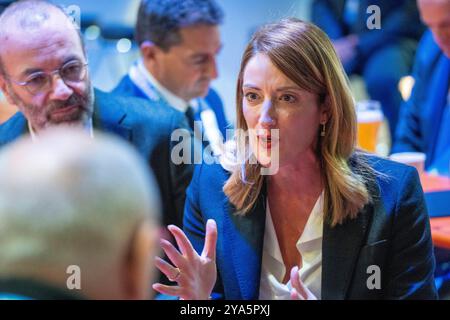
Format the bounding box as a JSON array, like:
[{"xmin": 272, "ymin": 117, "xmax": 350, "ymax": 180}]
[{"xmin": 356, "ymin": 100, "xmax": 383, "ymax": 152}]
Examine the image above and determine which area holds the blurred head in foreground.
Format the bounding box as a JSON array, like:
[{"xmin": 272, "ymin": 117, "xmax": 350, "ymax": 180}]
[{"xmin": 0, "ymin": 128, "xmax": 161, "ymax": 300}]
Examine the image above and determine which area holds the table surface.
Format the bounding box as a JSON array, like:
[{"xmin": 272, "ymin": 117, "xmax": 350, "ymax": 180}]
[
  {"xmin": 421, "ymin": 174, "xmax": 450, "ymax": 193},
  {"xmin": 430, "ymin": 217, "xmax": 450, "ymax": 249},
  {"xmin": 421, "ymin": 174, "xmax": 450, "ymax": 249}
]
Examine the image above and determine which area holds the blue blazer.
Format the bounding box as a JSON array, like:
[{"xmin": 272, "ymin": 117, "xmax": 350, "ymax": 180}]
[
  {"xmin": 113, "ymin": 74, "xmax": 229, "ymax": 139},
  {"xmin": 393, "ymin": 30, "xmax": 450, "ymax": 169},
  {"xmin": 184, "ymin": 155, "xmax": 437, "ymax": 299},
  {"xmin": 0, "ymin": 89, "xmax": 193, "ymax": 228}
]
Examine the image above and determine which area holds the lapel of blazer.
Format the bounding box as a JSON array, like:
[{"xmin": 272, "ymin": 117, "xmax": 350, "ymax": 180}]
[
  {"xmin": 321, "ymin": 203, "xmax": 371, "ymax": 299},
  {"xmin": 92, "ymin": 90, "xmax": 132, "ymax": 142},
  {"xmin": 223, "ymin": 182, "xmax": 267, "ymax": 299},
  {"xmin": 321, "ymin": 157, "xmax": 377, "ymax": 300}
]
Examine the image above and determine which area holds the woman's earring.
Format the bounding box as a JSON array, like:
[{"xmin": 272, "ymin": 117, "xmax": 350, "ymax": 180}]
[{"xmin": 320, "ymin": 123, "xmax": 326, "ymax": 137}]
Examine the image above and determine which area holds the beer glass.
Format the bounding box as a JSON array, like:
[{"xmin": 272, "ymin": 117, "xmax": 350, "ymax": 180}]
[{"xmin": 356, "ymin": 100, "xmax": 383, "ymax": 153}]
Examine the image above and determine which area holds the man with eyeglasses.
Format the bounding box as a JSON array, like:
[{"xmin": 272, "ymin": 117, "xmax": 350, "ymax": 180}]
[
  {"xmin": 3, "ymin": 60, "xmax": 91, "ymax": 134},
  {"xmin": 0, "ymin": 0, "xmax": 192, "ymax": 230}
]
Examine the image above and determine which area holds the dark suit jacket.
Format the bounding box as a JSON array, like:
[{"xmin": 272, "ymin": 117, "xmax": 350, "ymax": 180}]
[
  {"xmin": 0, "ymin": 89, "xmax": 193, "ymax": 228},
  {"xmin": 184, "ymin": 154, "xmax": 438, "ymax": 299},
  {"xmin": 113, "ymin": 74, "xmax": 229, "ymax": 138},
  {"xmin": 312, "ymin": 0, "xmax": 424, "ymax": 59},
  {"xmin": 393, "ymin": 30, "xmax": 450, "ymax": 170}
]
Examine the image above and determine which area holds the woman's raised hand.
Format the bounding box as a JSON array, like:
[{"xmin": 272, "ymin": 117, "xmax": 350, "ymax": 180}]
[{"xmin": 152, "ymin": 219, "xmax": 218, "ymax": 300}]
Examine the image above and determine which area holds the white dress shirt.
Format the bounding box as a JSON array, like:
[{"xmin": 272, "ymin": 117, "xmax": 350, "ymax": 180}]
[{"xmin": 259, "ymin": 192, "xmax": 324, "ymax": 300}]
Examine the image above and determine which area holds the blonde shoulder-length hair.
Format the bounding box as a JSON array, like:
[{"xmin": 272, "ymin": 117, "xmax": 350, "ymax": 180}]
[{"xmin": 223, "ymin": 18, "xmax": 374, "ymax": 227}]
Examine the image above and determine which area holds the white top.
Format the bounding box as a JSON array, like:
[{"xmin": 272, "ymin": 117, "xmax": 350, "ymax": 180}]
[{"xmin": 259, "ymin": 192, "xmax": 324, "ymax": 300}]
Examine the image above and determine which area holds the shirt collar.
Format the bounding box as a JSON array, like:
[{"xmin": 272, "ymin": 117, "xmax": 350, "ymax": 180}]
[
  {"xmin": 297, "ymin": 191, "xmax": 324, "ymax": 245},
  {"xmin": 137, "ymin": 59, "xmax": 193, "ymax": 113},
  {"xmin": 264, "ymin": 191, "xmax": 324, "ymax": 265},
  {"xmin": 264, "ymin": 198, "xmax": 284, "ymax": 265}
]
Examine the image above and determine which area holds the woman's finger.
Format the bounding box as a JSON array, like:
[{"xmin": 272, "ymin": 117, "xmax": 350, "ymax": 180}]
[
  {"xmin": 202, "ymin": 219, "xmax": 218, "ymax": 260},
  {"xmin": 155, "ymin": 256, "xmax": 180, "ymax": 282},
  {"xmin": 152, "ymin": 283, "xmax": 181, "ymax": 297},
  {"xmin": 290, "ymin": 266, "xmax": 308, "ymax": 299},
  {"xmin": 160, "ymin": 239, "xmax": 186, "ymax": 269},
  {"xmin": 167, "ymin": 224, "xmax": 196, "ymax": 259},
  {"xmin": 290, "ymin": 288, "xmax": 304, "ymax": 300},
  {"xmin": 290, "ymin": 266, "xmax": 317, "ymax": 300}
]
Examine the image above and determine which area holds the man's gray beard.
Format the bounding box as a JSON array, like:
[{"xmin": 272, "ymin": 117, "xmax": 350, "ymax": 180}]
[
  {"xmin": 82, "ymin": 83, "xmax": 95, "ymax": 125},
  {"xmin": 6, "ymin": 80, "xmax": 95, "ymax": 130}
]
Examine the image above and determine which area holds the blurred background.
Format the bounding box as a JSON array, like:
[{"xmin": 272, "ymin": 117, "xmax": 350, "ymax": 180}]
[
  {"xmin": 0, "ymin": 0, "xmax": 312, "ymax": 125},
  {"xmin": 0, "ymin": 0, "xmax": 421, "ymax": 157}
]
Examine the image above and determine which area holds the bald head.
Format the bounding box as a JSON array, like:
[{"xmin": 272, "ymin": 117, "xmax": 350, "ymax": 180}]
[
  {"xmin": 0, "ymin": 0, "xmax": 92, "ymax": 134},
  {"xmin": 418, "ymin": 0, "xmax": 450, "ymax": 57},
  {"xmin": 0, "ymin": 128, "xmax": 161, "ymax": 299},
  {"xmin": 0, "ymin": 0, "xmax": 85, "ymax": 75}
]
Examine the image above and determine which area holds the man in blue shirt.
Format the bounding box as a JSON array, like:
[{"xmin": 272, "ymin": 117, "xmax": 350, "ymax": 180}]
[{"xmin": 393, "ymin": 0, "xmax": 450, "ymax": 176}]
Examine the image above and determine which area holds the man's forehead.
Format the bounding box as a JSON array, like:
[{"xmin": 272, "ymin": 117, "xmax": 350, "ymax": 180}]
[
  {"xmin": 420, "ymin": 3, "xmax": 450, "ymax": 27},
  {"xmin": 0, "ymin": 9, "xmax": 81, "ymax": 52},
  {"xmin": 1, "ymin": 24, "xmax": 83, "ymax": 75},
  {"xmin": 177, "ymin": 25, "xmax": 221, "ymax": 51},
  {"xmin": 419, "ymin": 0, "xmax": 450, "ymax": 12}
]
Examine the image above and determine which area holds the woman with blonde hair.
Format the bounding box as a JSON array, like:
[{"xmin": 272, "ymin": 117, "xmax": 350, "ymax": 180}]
[{"xmin": 153, "ymin": 18, "xmax": 437, "ymax": 300}]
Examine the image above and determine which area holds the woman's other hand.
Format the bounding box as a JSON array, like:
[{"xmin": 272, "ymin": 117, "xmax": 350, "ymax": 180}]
[{"xmin": 290, "ymin": 266, "xmax": 317, "ymax": 300}]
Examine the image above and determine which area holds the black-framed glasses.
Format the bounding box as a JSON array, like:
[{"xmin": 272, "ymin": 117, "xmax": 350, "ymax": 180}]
[{"xmin": 9, "ymin": 61, "xmax": 89, "ymax": 95}]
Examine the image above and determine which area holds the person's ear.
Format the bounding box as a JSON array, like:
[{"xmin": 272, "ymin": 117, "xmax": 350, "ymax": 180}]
[
  {"xmin": 320, "ymin": 95, "xmax": 331, "ymax": 124},
  {"xmin": 121, "ymin": 221, "xmax": 157, "ymax": 300},
  {"xmin": 140, "ymin": 41, "xmax": 160, "ymax": 62},
  {"xmin": 0, "ymin": 76, "xmax": 15, "ymax": 107}
]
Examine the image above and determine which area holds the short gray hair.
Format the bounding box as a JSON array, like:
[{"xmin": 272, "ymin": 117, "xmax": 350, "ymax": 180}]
[
  {"xmin": 135, "ymin": 0, "xmax": 224, "ymax": 50},
  {"xmin": 0, "ymin": 0, "xmax": 86, "ymax": 70},
  {"xmin": 0, "ymin": 128, "xmax": 160, "ymax": 277}
]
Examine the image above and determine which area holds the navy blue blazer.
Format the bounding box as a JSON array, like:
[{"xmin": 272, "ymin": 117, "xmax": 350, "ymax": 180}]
[
  {"xmin": 0, "ymin": 89, "xmax": 193, "ymax": 228},
  {"xmin": 113, "ymin": 74, "xmax": 229, "ymax": 139},
  {"xmin": 184, "ymin": 155, "xmax": 437, "ymax": 299},
  {"xmin": 393, "ymin": 30, "xmax": 450, "ymax": 169}
]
